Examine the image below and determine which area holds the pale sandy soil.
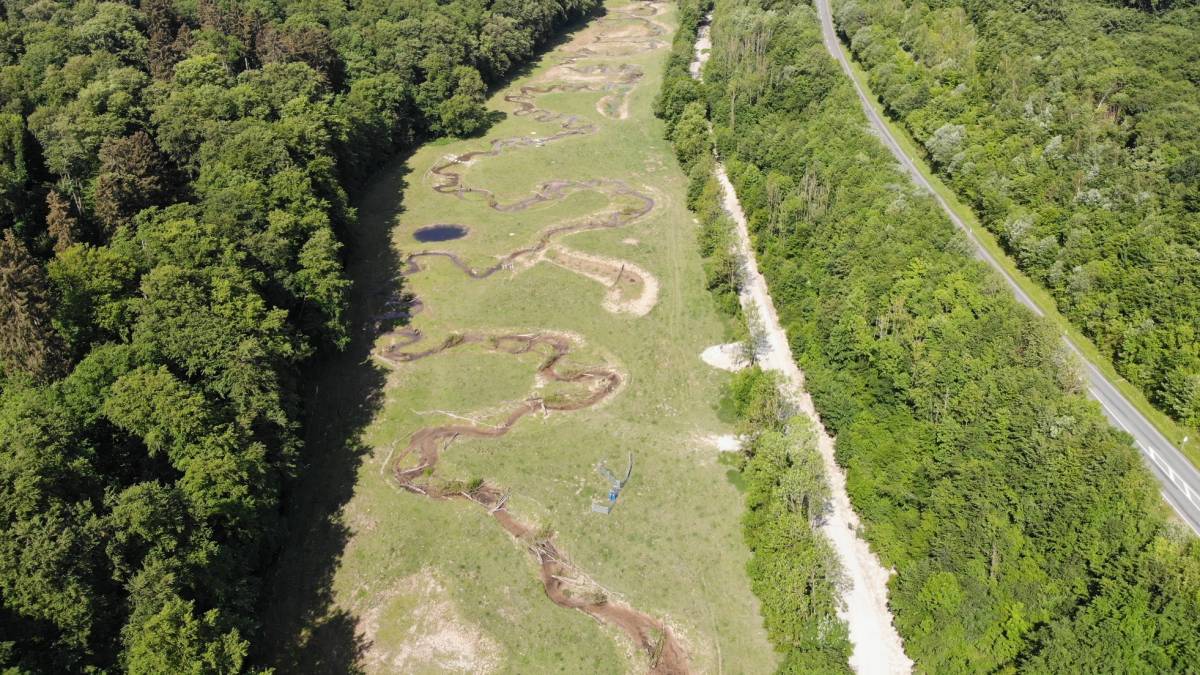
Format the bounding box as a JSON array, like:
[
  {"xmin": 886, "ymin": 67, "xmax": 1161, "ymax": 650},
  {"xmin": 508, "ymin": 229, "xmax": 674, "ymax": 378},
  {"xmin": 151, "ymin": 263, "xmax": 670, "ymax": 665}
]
[
  {"xmin": 357, "ymin": 569, "xmax": 502, "ymax": 674},
  {"xmin": 700, "ymin": 343, "xmax": 749, "ymax": 372},
  {"xmin": 543, "ymin": 245, "xmax": 660, "ymax": 316},
  {"xmin": 708, "ymin": 433, "xmax": 744, "ymax": 453},
  {"xmin": 693, "ymin": 15, "xmax": 914, "ymax": 675}
]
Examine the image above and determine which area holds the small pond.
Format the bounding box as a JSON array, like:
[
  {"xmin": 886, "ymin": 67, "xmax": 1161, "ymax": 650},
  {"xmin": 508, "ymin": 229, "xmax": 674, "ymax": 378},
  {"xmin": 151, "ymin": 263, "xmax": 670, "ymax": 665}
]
[{"xmin": 412, "ymin": 224, "xmax": 469, "ymax": 242}]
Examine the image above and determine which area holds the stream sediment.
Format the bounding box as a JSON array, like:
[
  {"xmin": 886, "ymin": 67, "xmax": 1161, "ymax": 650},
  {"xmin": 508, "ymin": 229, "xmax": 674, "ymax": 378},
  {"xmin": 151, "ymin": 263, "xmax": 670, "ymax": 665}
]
[{"xmin": 374, "ymin": 2, "xmax": 690, "ymax": 672}]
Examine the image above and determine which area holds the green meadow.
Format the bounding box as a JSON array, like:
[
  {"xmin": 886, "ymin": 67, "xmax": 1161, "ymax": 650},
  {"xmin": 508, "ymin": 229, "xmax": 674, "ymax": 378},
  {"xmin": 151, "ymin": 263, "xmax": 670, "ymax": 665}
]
[{"xmin": 263, "ymin": 2, "xmax": 776, "ymax": 672}]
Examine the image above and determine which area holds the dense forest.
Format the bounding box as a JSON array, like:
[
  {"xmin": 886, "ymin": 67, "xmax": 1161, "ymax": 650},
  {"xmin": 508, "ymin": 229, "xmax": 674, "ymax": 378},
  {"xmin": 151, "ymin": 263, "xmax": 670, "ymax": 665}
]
[
  {"xmin": 0, "ymin": 0, "xmax": 600, "ymax": 670},
  {"xmin": 661, "ymin": 0, "xmax": 1200, "ymax": 671},
  {"xmin": 832, "ymin": 0, "xmax": 1200, "ymax": 428}
]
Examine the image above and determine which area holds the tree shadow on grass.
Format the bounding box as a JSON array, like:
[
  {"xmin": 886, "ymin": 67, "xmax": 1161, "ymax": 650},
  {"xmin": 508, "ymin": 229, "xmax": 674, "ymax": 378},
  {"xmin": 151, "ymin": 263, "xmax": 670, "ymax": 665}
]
[
  {"xmin": 252, "ymin": 7, "xmax": 610, "ymax": 672},
  {"xmin": 253, "ymin": 157, "xmax": 413, "ymax": 674}
]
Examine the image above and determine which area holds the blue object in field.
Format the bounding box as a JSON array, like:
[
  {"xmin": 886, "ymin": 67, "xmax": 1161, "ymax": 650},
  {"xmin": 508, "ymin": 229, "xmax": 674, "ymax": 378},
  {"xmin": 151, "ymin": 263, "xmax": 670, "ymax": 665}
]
[{"xmin": 609, "ymin": 489, "xmax": 619, "ymax": 502}]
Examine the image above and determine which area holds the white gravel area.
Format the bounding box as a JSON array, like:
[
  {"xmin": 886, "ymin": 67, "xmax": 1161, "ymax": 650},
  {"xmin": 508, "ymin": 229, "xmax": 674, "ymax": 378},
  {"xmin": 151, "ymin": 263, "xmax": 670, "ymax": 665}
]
[
  {"xmin": 692, "ymin": 16, "xmax": 911, "ymax": 672},
  {"xmin": 700, "ymin": 343, "xmax": 749, "ymax": 371}
]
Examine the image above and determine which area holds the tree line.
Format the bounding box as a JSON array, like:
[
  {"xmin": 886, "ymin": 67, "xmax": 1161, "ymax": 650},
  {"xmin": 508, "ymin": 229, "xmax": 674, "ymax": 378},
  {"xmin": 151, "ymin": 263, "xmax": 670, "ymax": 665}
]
[
  {"xmin": 660, "ymin": 0, "xmax": 1200, "ymax": 671},
  {"xmin": 658, "ymin": 3, "xmax": 850, "ymax": 671},
  {"xmin": 0, "ymin": 0, "xmax": 599, "ymax": 670},
  {"xmin": 832, "ymin": 0, "xmax": 1200, "ymax": 429}
]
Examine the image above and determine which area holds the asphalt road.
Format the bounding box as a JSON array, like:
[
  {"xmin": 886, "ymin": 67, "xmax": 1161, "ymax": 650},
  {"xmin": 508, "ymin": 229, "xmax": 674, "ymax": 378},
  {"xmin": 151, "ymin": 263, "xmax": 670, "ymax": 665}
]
[{"xmin": 814, "ymin": 0, "xmax": 1200, "ymax": 535}]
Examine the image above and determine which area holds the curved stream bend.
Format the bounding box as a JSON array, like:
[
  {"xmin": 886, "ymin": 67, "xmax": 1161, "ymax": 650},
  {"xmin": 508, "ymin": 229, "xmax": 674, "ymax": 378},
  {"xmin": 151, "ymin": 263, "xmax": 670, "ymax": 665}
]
[
  {"xmin": 374, "ymin": 2, "xmax": 689, "ymax": 672},
  {"xmin": 382, "ymin": 332, "xmax": 688, "ymax": 674},
  {"xmin": 401, "ymin": 2, "xmax": 669, "ymax": 315}
]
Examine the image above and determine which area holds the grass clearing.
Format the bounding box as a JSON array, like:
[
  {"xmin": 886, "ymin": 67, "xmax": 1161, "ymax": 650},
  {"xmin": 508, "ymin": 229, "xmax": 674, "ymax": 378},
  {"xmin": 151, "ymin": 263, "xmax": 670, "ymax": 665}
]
[{"xmin": 261, "ymin": 2, "xmax": 775, "ymax": 672}]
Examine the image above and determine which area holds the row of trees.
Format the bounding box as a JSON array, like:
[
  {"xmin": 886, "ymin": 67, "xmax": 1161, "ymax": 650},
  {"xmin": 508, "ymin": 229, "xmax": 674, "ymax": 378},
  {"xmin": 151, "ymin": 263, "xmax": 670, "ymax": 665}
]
[
  {"xmin": 661, "ymin": 0, "xmax": 1200, "ymax": 671},
  {"xmin": 657, "ymin": 4, "xmax": 849, "ymax": 671},
  {"xmin": 729, "ymin": 369, "xmax": 852, "ymax": 674},
  {"xmin": 831, "ymin": 0, "xmax": 1200, "ymax": 427},
  {"xmin": 0, "ymin": 0, "xmax": 600, "ymax": 670}
]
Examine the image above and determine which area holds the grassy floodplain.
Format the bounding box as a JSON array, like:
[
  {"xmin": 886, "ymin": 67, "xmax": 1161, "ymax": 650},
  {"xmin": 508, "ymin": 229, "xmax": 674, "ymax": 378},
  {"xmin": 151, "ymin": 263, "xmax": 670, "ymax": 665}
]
[{"xmin": 262, "ymin": 2, "xmax": 776, "ymax": 672}]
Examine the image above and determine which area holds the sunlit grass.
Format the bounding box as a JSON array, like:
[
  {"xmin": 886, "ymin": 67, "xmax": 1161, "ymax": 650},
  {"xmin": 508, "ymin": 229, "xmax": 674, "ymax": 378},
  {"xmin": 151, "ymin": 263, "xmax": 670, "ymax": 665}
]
[{"xmin": 310, "ymin": 2, "xmax": 776, "ymax": 672}]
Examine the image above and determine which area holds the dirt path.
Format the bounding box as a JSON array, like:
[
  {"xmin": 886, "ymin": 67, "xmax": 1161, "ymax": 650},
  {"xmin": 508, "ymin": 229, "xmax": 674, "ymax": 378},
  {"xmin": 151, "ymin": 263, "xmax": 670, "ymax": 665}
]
[
  {"xmin": 692, "ymin": 13, "xmax": 913, "ymax": 674},
  {"xmin": 373, "ymin": 3, "xmax": 690, "ymax": 672}
]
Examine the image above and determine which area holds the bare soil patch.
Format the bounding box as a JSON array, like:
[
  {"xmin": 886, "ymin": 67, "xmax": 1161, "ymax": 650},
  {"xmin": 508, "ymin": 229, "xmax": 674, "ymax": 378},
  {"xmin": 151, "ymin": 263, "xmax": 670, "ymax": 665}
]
[
  {"xmin": 544, "ymin": 245, "xmax": 659, "ymax": 316},
  {"xmin": 357, "ymin": 569, "xmax": 502, "ymax": 674},
  {"xmin": 699, "ymin": 343, "xmax": 748, "ymax": 372}
]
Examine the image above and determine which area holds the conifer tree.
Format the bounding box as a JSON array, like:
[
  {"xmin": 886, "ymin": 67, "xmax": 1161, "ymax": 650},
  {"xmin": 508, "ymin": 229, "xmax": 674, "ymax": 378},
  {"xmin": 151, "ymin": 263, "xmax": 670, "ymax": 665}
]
[
  {"xmin": 0, "ymin": 230, "xmax": 62, "ymax": 378},
  {"xmin": 46, "ymin": 190, "xmax": 77, "ymax": 254},
  {"xmin": 93, "ymin": 132, "xmax": 167, "ymax": 237},
  {"xmin": 143, "ymin": 0, "xmax": 183, "ymax": 81}
]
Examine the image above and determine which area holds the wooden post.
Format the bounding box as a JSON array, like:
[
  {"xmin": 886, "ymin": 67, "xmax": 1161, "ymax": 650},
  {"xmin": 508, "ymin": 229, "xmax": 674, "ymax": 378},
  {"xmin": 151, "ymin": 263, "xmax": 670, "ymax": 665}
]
[{"xmin": 610, "ymin": 264, "xmax": 625, "ymax": 288}]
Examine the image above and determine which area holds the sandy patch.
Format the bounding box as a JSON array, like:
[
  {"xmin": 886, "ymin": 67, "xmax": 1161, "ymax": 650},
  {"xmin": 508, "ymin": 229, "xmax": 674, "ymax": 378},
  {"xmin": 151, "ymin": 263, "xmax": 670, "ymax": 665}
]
[
  {"xmin": 357, "ymin": 569, "xmax": 502, "ymax": 674},
  {"xmin": 622, "ymin": 238, "xmax": 639, "ymax": 245},
  {"xmin": 713, "ymin": 162, "xmax": 913, "ymax": 673},
  {"xmin": 693, "ymin": 433, "xmax": 744, "ymax": 457},
  {"xmin": 616, "ymin": 90, "xmax": 633, "ymax": 120},
  {"xmin": 709, "ymin": 434, "xmax": 744, "ymax": 453},
  {"xmin": 596, "ymin": 89, "xmax": 634, "ymax": 120},
  {"xmin": 700, "ymin": 343, "xmax": 748, "ymax": 372},
  {"xmin": 685, "ymin": 434, "xmax": 744, "ymax": 468},
  {"xmin": 543, "ymin": 245, "xmax": 659, "ymax": 316},
  {"xmin": 345, "ymin": 506, "xmax": 380, "ymax": 535}
]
